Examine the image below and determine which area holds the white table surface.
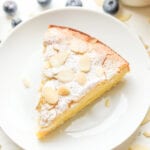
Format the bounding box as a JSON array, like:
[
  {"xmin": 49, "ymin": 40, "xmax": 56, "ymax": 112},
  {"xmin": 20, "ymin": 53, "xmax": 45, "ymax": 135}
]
[{"xmin": 0, "ymin": 0, "xmax": 150, "ymax": 149}]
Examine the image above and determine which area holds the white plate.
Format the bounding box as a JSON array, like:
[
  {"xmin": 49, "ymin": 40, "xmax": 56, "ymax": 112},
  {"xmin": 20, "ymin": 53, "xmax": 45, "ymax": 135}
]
[{"xmin": 0, "ymin": 8, "xmax": 150, "ymax": 150}]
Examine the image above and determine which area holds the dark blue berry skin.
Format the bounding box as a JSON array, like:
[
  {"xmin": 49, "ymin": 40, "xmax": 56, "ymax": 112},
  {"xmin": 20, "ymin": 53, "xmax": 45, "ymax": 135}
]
[
  {"xmin": 3, "ymin": 0, "xmax": 17, "ymax": 15},
  {"xmin": 11, "ymin": 18, "xmax": 22, "ymax": 27},
  {"xmin": 37, "ymin": 0, "xmax": 51, "ymax": 6},
  {"xmin": 66, "ymin": 0, "xmax": 83, "ymax": 7},
  {"xmin": 103, "ymin": 0, "xmax": 119, "ymax": 14}
]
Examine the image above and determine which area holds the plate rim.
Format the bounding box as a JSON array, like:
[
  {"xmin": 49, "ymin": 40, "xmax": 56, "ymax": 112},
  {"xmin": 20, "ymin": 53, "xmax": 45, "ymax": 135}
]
[{"xmin": 0, "ymin": 7, "xmax": 149, "ymax": 150}]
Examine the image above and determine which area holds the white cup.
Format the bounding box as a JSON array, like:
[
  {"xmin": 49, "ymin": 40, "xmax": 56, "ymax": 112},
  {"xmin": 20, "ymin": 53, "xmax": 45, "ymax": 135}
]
[{"xmin": 121, "ymin": 0, "xmax": 150, "ymax": 7}]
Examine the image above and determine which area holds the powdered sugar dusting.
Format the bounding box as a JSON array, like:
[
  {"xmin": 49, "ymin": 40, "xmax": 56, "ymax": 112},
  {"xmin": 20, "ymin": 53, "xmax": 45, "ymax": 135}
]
[
  {"xmin": 39, "ymin": 105, "xmax": 57, "ymax": 127},
  {"xmin": 39, "ymin": 28, "xmax": 122, "ymax": 127}
]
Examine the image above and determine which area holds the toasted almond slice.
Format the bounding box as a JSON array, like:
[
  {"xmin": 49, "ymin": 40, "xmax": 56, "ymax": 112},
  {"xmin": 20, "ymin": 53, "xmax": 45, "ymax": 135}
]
[
  {"xmin": 72, "ymin": 48, "xmax": 87, "ymax": 54},
  {"xmin": 116, "ymin": 13, "xmax": 132, "ymax": 22},
  {"xmin": 96, "ymin": 67, "xmax": 105, "ymax": 77},
  {"xmin": 141, "ymin": 110, "xmax": 150, "ymax": 125},
  {"xmin": 50, "ymin": 54, "xmax": 60, "ymax": 67},
  {"xmin": 79, "ymin": 54, "xmax": 91, "ymax": 72},
  {"xmin": 76, "ymin": 72, "xmax": 87, "ymax": 85},
  {"xmin": 44, "ymin": 61, "xmax": 51, "ymax": 69},
  {"xmin": 59, "ymin": 51, "xmax": 70, "ymax": 65},
  {"xmin": 38, "ymin": 76, "xmax": 50, "ymax": 92},
  {"xmin": 70, "ymin": 39, "xmax": 87, "ymax": 54},
  {"xmin": 129, "ymin": 144, "xmax": 150, "ymax": 150},
  {"xmin": 56, "ymin": 68, "xmax": 74, "ymax": 83},
  {"xmin": 22, "ymin": 78, "xmax": 31, "ymax": 88},
  {"xmin": 42, "ymin": 87, "xmax": 58, "ymax": 104},
  {"xmin": 50, "ymin": 51, "xmax": 69, "ymax": 67},
  {"xmin": 58, "ymin": 86, "xmax": 70, "ymax": 96},
  {"xmin": 143, "ymin": 131, "xmax": 150, "ymax": 138}
]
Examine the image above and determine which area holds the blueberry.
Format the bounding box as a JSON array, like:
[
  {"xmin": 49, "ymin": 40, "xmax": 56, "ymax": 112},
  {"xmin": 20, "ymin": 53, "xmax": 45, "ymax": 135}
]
[
  {"xmin": 37, "ymin": 0, "xmax": 51, "ymax": 6},
  {"xmin": 66, "ymin": 0, "xmax": 83, "ymax": 7},
  {"xmin": 103, "ymin": 0, "xmax": 119, "ymax": 14},
  {"xmin": 3, "ymin": 0, "xmax": 17, "ymax": 15},
  {"xmin": 11, "ymin": 18, "xmax": 22, "ymax": 27}
]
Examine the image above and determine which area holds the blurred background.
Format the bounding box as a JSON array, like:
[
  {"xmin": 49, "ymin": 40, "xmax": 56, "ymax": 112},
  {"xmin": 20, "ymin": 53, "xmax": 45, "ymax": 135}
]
[{"xmin": 0, "ymin": 0, "xmax": 150, "ymax": 149}]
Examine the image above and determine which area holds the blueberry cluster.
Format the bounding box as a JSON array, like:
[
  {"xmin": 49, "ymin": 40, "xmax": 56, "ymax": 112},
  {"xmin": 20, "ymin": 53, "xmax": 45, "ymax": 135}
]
[
  {"xmin": 2, "ymin": 0, "xmax": 119, "ymax": 28},
  {"xmin": 3, "ymin": 0, "xmax": 21, "ymax": 27}
]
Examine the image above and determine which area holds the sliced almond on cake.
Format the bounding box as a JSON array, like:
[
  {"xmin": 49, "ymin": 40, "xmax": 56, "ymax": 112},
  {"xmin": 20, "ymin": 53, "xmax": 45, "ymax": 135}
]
[
  {"xmin": 76, "ymin": 72, "xmax": 87, "ymax": 85},
  {"xmin": 56, "ymin": 68, "xmax": 74, "ymax": 83},
  {"xmin": 79, "ymin": 54, "xmax": 91, "ymax": 72},
  {"xmin": 50, "ymin": 51, "xmax": 69, "ymax": 67},
  {"xmin": 42, "ymin": 87, "xmax": 58, "ymax": 104},
  {"xmin": 71, "ymin": 39, "xmax": 87, "ymax": 54},
  {"xmin": 58, "ymin": 86, "xmax": 70, "ymax": 96}
]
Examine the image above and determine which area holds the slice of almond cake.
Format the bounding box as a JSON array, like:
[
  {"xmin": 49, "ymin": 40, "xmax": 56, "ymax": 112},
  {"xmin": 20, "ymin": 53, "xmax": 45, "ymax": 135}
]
[{"xmin": 36, "ymin": 25, "xmax": 129, "ymax": 139}]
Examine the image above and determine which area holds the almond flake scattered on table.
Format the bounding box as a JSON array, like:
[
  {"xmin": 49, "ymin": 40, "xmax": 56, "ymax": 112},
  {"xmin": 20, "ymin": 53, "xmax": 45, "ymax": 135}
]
[
  {"xmin": 141, "ymin": 110, "xmax": 150, "ymax": 125},
  {"xmin": 22, "ymin": 78, "xmax": 31, "ymax": 88},
  {"xmin": 116, "ymin": 13, "xmax": 132, "ymax": 22},
  {"xmin": 129, "ymin": 144, "xmax": 150, "ymax": 150},
  {"xmin": 147, "ymin": 50, "xmax": 150, "ymax": 56},
  {"xmin": 143, "ymin": 131, "xmax": 150, "ymax": 138}
]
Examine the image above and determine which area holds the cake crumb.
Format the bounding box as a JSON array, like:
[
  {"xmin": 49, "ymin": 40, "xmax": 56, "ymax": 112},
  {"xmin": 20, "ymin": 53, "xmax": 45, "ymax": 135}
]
[
  {"xmin": 22, "ymin": 78, "xmax": 31, "ymax": 88},
  {"xmin": 129, "ymin": 144, "xmax": 150, "ymax": 150},
  {"xmin": 141, "ymin": 110, "xmax": 150, "ymax": 125},
  {"xmin": 143, "ymin": 131, "xmax": 150, "ymax": 138},
  {"xmin": 105, "ymin": 97, "xmax": 111, "ymax": 107}
]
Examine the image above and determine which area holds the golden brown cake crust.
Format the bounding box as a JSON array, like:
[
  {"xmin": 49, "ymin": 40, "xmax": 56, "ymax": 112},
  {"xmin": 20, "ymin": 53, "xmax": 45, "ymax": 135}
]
[{"xmin": 45, "ymin": 25, "xmax": 129, "ymax": 71}]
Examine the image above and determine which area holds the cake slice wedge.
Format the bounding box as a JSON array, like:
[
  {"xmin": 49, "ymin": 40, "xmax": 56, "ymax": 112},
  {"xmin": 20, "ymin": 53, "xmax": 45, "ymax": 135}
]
[{"xmin": 36, "ymin": 25, "xmax": 129, "ymax": 139}]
